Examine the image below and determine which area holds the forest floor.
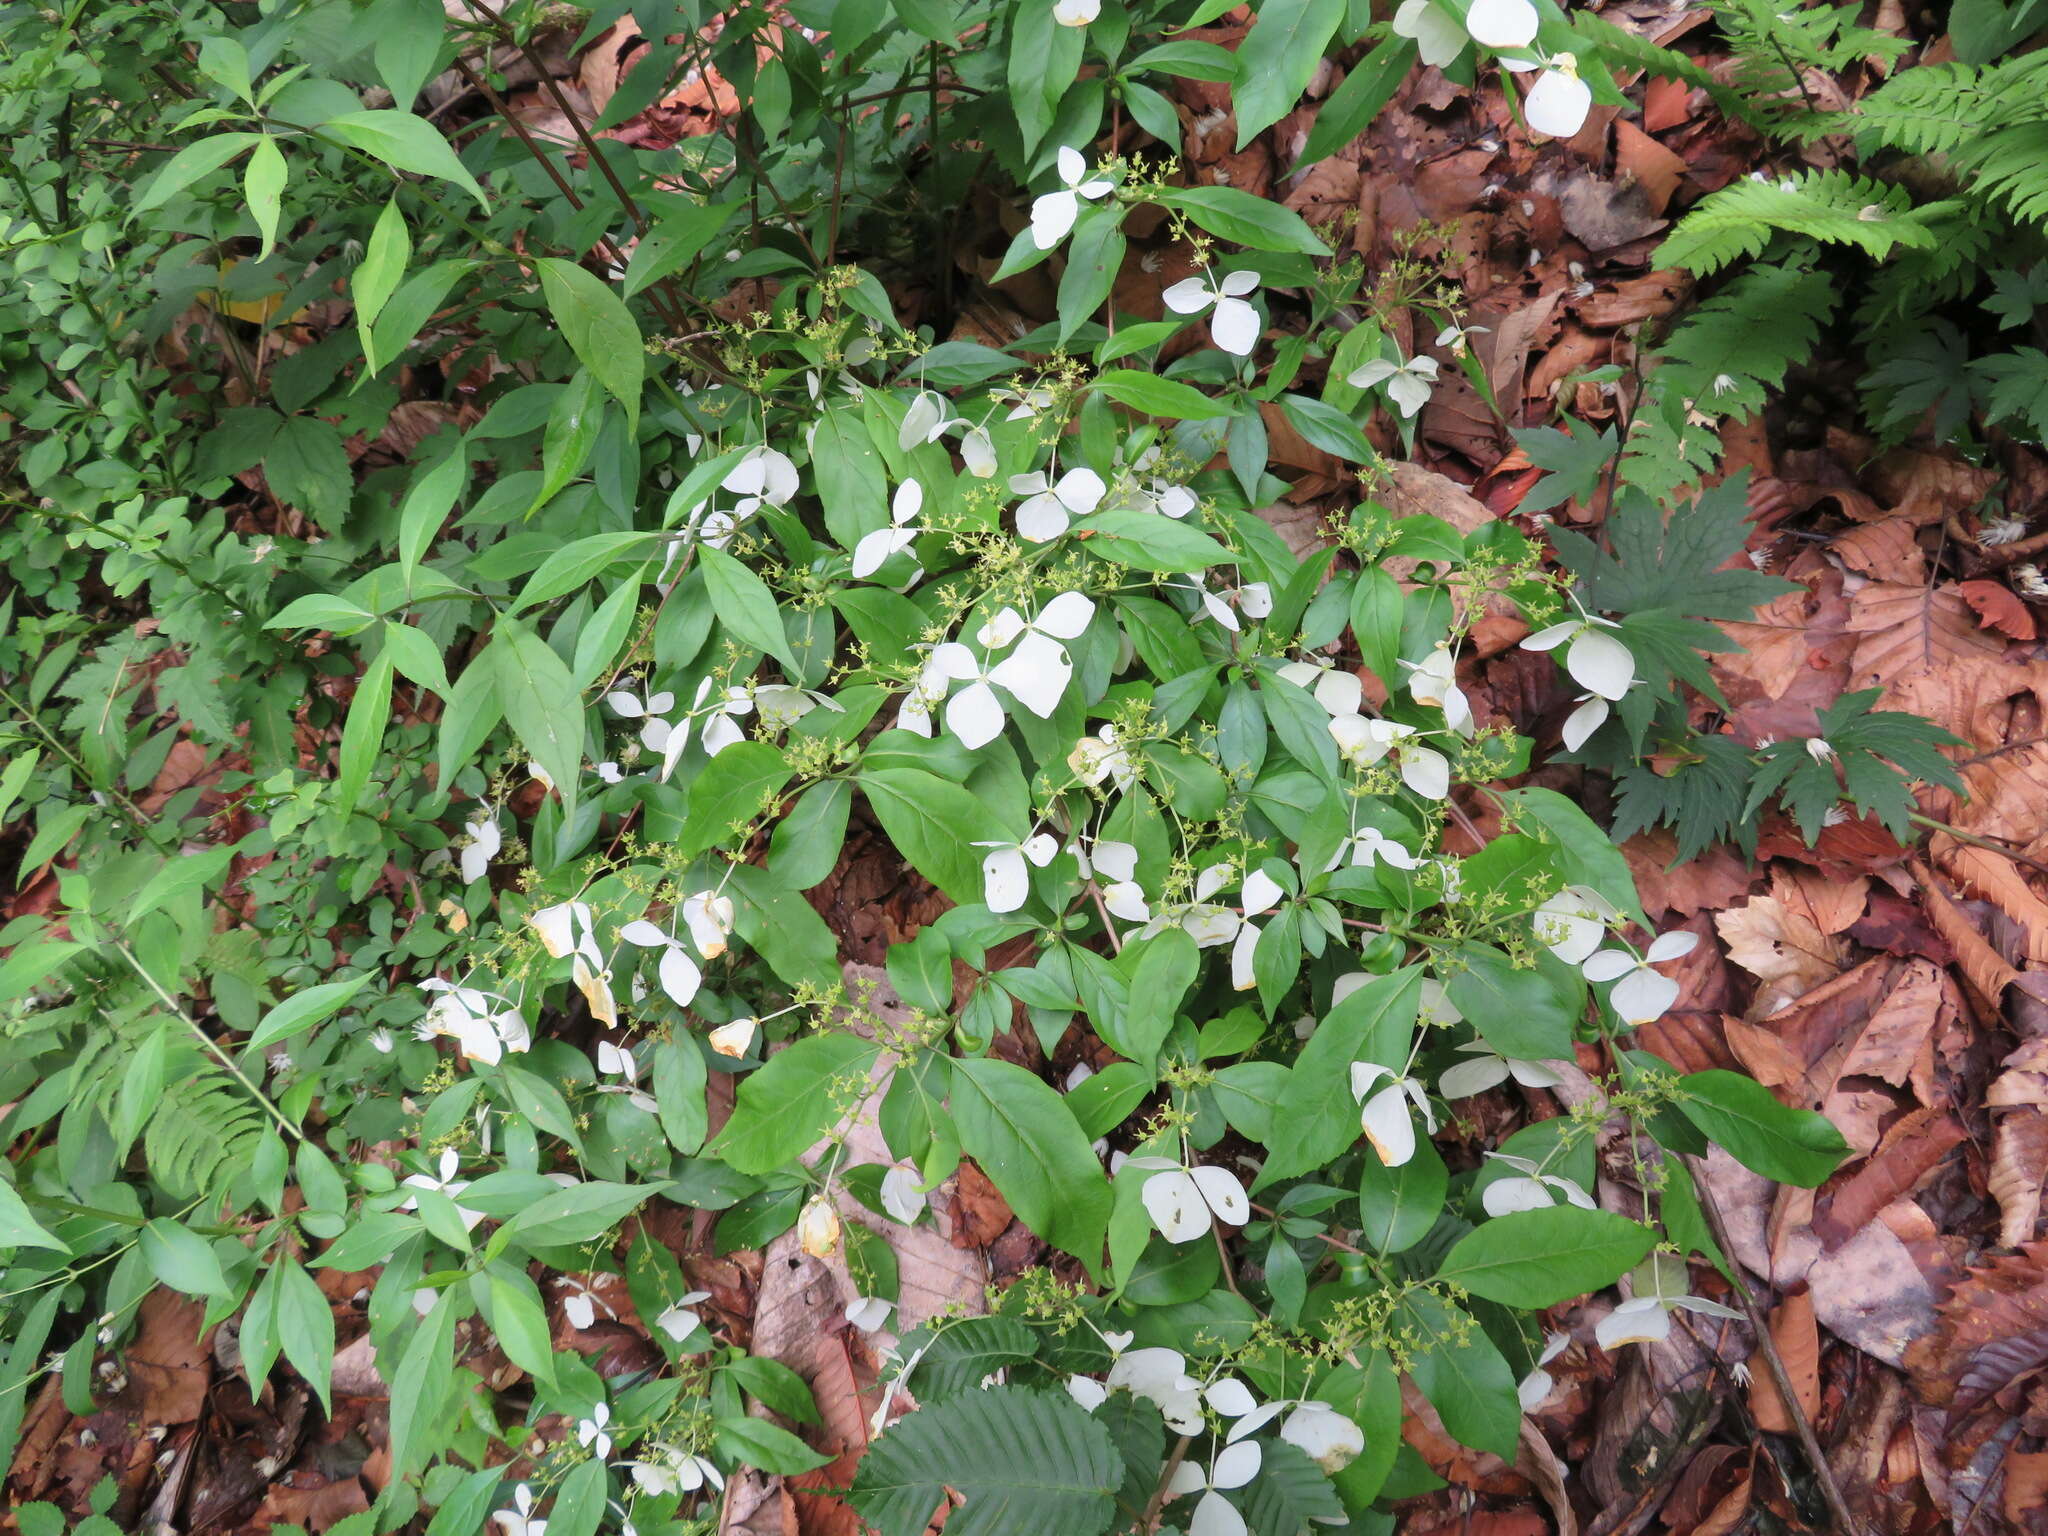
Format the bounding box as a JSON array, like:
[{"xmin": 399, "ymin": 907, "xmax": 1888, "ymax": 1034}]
[{"xmin": 12, "ymin": 3, "xmax": 2048, "ymax": 1533}]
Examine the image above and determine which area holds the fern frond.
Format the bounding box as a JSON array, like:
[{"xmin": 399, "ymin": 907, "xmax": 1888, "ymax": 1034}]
[
  {"xmin": 1616, "ymin": 393, "xmax": 1726, "ymax": 508},
  {"xmin": 1712, "ymin": 0, "xmax": 1913, "ymax": 135},
  {"xmin": 1957, "ymin": 123, "xmax": 2048, "ymax": 227},
  {"xmin": 1655, "ymin": 259, "xmax": 1836, "ymax": 420},
  {"xmin": 1570, "ymin": 16, "xmax": 1748, "ymax": 121},
  {"xmin": 1853, "ymin": 204, "xmax": 1994, "ymax": 331},
  {"xmin": 145, "ymin": 1070, "xmax": 264, "ymax": 1196},
  {"xmin": 1973, "ymin": 347, "xmax": 2048, "ymax": 441},
  {"xmin": 1837, "ymin": 52, "xmax": 2048, "ymax": 157},
  {"xmin": 1655, "ymin": 171, "xmax": 1943, "ymax": 275}
]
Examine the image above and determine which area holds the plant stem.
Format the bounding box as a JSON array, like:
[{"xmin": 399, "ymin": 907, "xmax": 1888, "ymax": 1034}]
[{"xmin": 111, "ymin": 938, "xmax": 302, "ymax": 1142}]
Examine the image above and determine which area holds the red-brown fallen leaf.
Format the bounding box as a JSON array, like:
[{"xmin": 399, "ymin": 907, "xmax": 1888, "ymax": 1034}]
[
  {"xmin": 1817, "ymin": 1110, "xmax": 1965, "ymax": 1246},
  {"xmin": 943, "ymin": 1161, "xmax": 1012, "ymax": 1249},
  {"xmin": 1642, "ymin": 74, "xmax": 1694, "ymax": 132},
  {"xmin": 1748, "ymin": 1287, "xmax": 1821, "ymax": 1434},
  {"xmin": 1905, "ymin": 1242, "xmax": 2048, "ymax": 1412},
  {"xmin": 1959, "ymin": 577, "xmax": 2038, "ymax": 640},
  {"xmin": 2003, "ymin": 1450, "xmax": 2048, "ymax": 1526},
  {"xmin": 1613, "ymin": 120, "xmax": 1688, "ymax": 214},
  {"xmin": 1988, "ymin": 1110, "xmax": 2048, "ymax": 1249}
]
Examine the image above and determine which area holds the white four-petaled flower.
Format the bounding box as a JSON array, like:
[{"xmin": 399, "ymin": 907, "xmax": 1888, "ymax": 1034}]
[
  {"xmin": 577, "ymin": 1402, "xmax": 613, "ymax": 1460},
  {"xmin": 419, "ymin": 980, "xmax": 531, "ymax": 1065},
  {"xmin": 1012, "ymin": 466, "xmax": 1107, "ymax": 542},
  {"xmin": 1596, "ymin": 1256, "xmax": 1742, "ymax": 1348},
  {"xmin": 1583, "ymin": 930, "xmax": 1698, "ymax": 1024},
  {"xmin": 1032, "ymin": 146, "xmax": 1115, "ymax": 248},
  {"xmin": 1166, "ymin": 1440, "xmax": 1262, "ymax": 1536},
  {"xmin": 1521, "ymin": 614, "xmax": 1635, "ymax": 701},
  {"xmin": 1163, "ymin": 270, "xmax": 1263, "ymax": 356},
  {"xmin": 1348, "ymin": 352, "xmax": 1441, "ymax": 417},
  {"xmin": 1132, "ymin": 1157, "xmax": 1251, "ymax": 1243},
  {"xmin": 1481, "ymin": 1151, "xmax": 1596, "ymax": 1215},
  {"xmin": 1350, "ymin": 1062, "xmax": 1437, "ymax": 1166},
  {"xmin": 852, "ymin": 480, "xmax": 927, "ymax": 579},
  {"xmin": 974, "ymin": 831, "xmax": 1060, "ymax": 912}
]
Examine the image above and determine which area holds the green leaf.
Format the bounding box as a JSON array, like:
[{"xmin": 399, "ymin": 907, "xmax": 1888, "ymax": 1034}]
[
  {"xmin": 907, "ymin": 1316, "xmax": 1040, "ymax": 1399},
  {"xmin": 0, "ymin": 1181, "xmax": 64, "ymax": 1252},
  {"xmin": 623, "ymin": 201, "xmax": 740, "ymax": 296},
  {"xmin": 1120, "ymin": 928, "xmax": 1198, "ymax": 1066},
  {"xmin": 383, "ymin": 619, "xmax": 452, "ymax": 697},
  {"xmin": 712, "ymin": 1033, "xmax": 885, "ymax": 1175},
  {"xmin": 321, "ymin": 109, "xmax": 489, "ymax": 208},
  {"xmin": 1437, "ymin": 1207, "xmax": 1658, "ymax": 1306},
  {"xmin": 373, "ymin": 0, "xmax": 448, "ymax": 107},
  {"xmin": 1494, "ymin": 786, "xmax": 1644, "ymax": 925},
  {"xmin": 502, "ymin": 1180, "xmax": 665, "ymax": 1246},
  {"xmin": 1442, "ymin": 943, "xmax": 1582, "ymax": 1061},
  {"xmin": 1081, "ymin": 509, "xmax": 1235, "ymax": 572},
  {"xmin": 369, "ymin": 259, "xmax": 475, "ymax": 375},
  {"xmin": 486, "ymin": 1271, "xmax": 558, "ymax": 1387},
  {"xmin": 1357, "ymin": 1133, "xmax": 1446, "ymax": 1255},
  {"xmin": 1159, "ymin": 186, "xmax": 1330, "ymax": 255},
  {"xmin": 436, "ymin": 645, "xmax": 503, "ymax": 790},
  {"xmin": 850, "ymin": 1386, "xmax": 1121, "ymax": 1536},
  {"xmin": 534, "ymin": 257, "xmax": 644, "ymax": 432},
  {"xmin": 859, "ymin": 767, "xmax": 1018, "ymax": 905},
  {"xmin": 717, "ymin": 1415, "xmax": 832, "ymax": 1474},
  {"xmin": 353, "ymin": 196, "xmax": 411, "ymax": 336},
  {"xmin": 490, "ymin": 618, "xmax": 584, "ymax": 826},
  {"xmin": 264, "ymin": 415, "xmax": 351, "ymax": 524},
  {"xmin": 141, "ymin": 1219, "xmax": 230, "ymax": 1298},
  {"xmin": 515, "ymin": 532, "xmax": 659, "ymax": 614},
  {"xmin": 545, "ymin": 1459, "xmax": 607, "ymax": 1536},
  {"xmin": 1093, "ymin": 368, "xmax": 1231, "ymax": 420},
  {"xmin": 1006, "ymin": 0, "xmax": 1084, "ymax": 155},
  {"xmin": 949, "ymin": 1057, "xmax": 1111, "ymax": 1277},
  {"xmin": 244, "ymin": 137, "xmax": 287, "ymax": 260},
  {"xmin": 1280, "ymin": 392, "xmax": 1376, "ymax": 463},
  {"xmin": 386, "ymin": 1294, "xmax": 457, "ymax": 1477},
  {"xmin": 1297, "ymin": 34, "xmax": 1415, "ymax": 165},
  {"xmin": 1398, "ymin": 1291, "xmax": 1519, "ymax": 1461},
  {"xmin": 727, "ymin": 1355, "xmax": 822, "ymax": 1423},
  {"xmin": 1232, "ymin": 0, "xmax": 1347, "ymax": 146},
  {"xmin": 653, "ymin": 1035, "xmax": 709, "ymax": 1154},
  {"xmin": 1258, "ymin": 967, "xmax": 1420, "ymax": 1188},
  {"xmin": 1057, "ymin": 205, "xmax": 1127, "ymax": 341},
  {"xmin": 135, "ymin": 132, "xmax": 261, "ymax": 211},
  {"xmin": 126, "ymin": 845, "xmax": 233, "ymax": 924},
  {"xmin": 698, "ymin": 545, "xmax": 801, "ymax": 674},
  {"xmin": 1324, "ymin": 1347, "xmax": 1403, "ymax": 1507},
  {"xmin": 682, "ymin": 741, "xmax": 792, "ymax": 856},
  {"xmin": 397, "ymin": 444, "xmax": 467, "ymax": 583},
  {"xmin": 1678, "ymin": 1070, "xmax": 1851, "ymax": 1186},
  {"xmin": 333, "ymin": 649, "xmax": 395, "ymax": 822},
  {"xmin": 275, "ymin": 1260, "xmax": 336, "ymax": 1412},
  {"xmin": 248, "ymin": 974, "xmax": 375, "ymax": 1050}
]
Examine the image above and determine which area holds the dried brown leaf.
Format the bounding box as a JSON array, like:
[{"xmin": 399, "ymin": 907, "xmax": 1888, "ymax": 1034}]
[
  {"xmin": 1714, "ymin": 894, "xmax": 1845, "ymax": 1017},
  {"xmin": 1747, "ymin": 1288, "xmax": 1820, "ymax": 1434},
  {"xmin": 1990, "ymin": 1111, "xmax": 2048, "ymax": 1248}
]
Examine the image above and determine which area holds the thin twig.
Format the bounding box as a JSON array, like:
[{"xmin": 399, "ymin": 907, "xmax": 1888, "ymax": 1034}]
[
  {"xmin": 1910, "ymin": 810, "xmax": 2048, "ymax": 881},
  {"xmin": 1140, "ymin": 1435, "xmax": 1193, "ymax": 1532},
  {"xmin": 1681, "ymin": 1155, "xmax": 1863, "ymax": 1535}
]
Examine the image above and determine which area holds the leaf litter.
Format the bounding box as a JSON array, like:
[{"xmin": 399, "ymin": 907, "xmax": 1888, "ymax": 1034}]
[{"xmin": 19, "ymin": 1, "xmax": 2048, "ymax": 1533}]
